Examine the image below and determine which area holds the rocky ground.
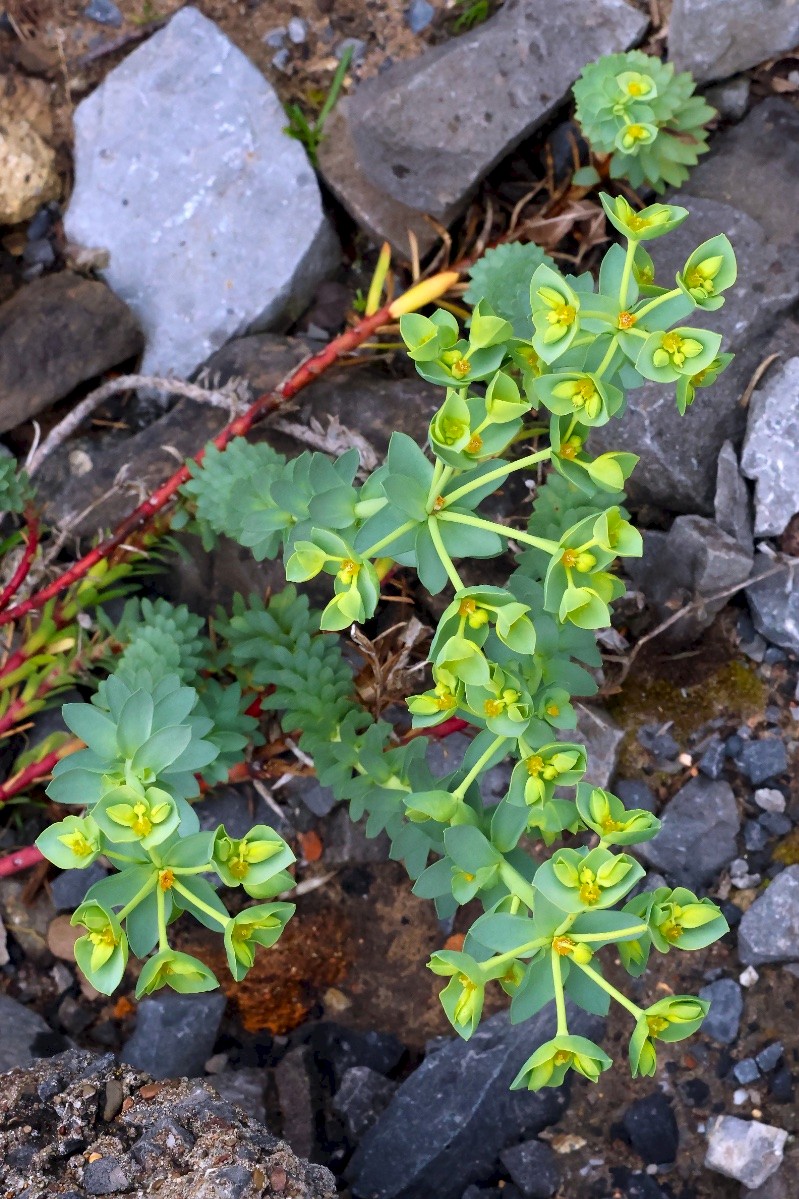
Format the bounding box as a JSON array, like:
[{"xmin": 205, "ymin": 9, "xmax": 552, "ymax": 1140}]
[{"xmin": 2, "ymin": 1, "xmax": 799, "ymax": 1197}]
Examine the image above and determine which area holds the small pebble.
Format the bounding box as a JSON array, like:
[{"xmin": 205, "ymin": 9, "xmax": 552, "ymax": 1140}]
[
  {"xmin": 755, "ymin": 788, "xmax": 786, "ymax": 813},
  {"xmin": 287, "ymin": 17, "xmax": 307, "ymax": 43},
  {"xmin": 264, "ymin": 27, "xmax": 286, "ymax": 48},
  {"xmin": 739, "ymin": 966, "xmax": 759, "ymax": 988},
  {"xmin": 271, "ymin": 48, "xmax": 291, "ymax": 72},
  {"xmin": 406, "ymin": 0, "xmax": 436, "ymax": 33},
  {"xmin": 769, "ymin": 1067, "xmax": 794, "ymax": 1103},
  {"xmin": 699, "ymin": 738, "xmax": 726, "ymax": 779},
  {"xmin": 335, "ymin": 37, "xmax": 366, "ymax": 65},
  {"xmin": 744, "ymin": 821, "xmax": 769, "ymax": 853},
  {"xmin": 732, "ymin": 1058, "xmax": 760, "ymax": 1085},
  {"xmin": 755, "ymin": 1042, "xmax": 783, "ymax": 1073},
  {"xmin": 758, "ymin": 811, "xmax": 792, "ymax": 836},
  {"xmin": 84, "ymin": 0, "xmax": 122, "ymax": 26},
  {"xmin": 732, "ymin": 1087, "xmax": 749, "ymax": 1105}
]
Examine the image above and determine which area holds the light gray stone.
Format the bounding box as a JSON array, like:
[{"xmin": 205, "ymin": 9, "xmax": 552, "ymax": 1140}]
[
  {"xmin": 346, "ymin": 0, "xmax": 647, "ymax": 222},
  {"xmin": 591, "ymin": 192, "xmax": 799, "ymax": 514},
  {"xmin": 704, "ymin": 1115, "xmax": 787, "ymax": 1189},
  {"xmin": 699, "ymin": 977, "xmax": 743, "ymax": 1044},
  {"xmin": 670, "ymin": 0, "xmax": 799, "ymax": 83},
  {"xmin": 0, "ymin": 994, "xmax": 53, "ymax": 1073},
  {"xmin": 637, "ymin": 776, "xmax": 740, "ymax": 889},
  {"xmin": 121, "ymin": 992, "xmax": 226, "ymax": 1079},
  {"xmin": 747, "ymin": 553, "xmax": 799, "ymax": 654},
  {"xmin": 741, "ymin": 358, "xmax": 799, "ymax": 536},
  {"xmin": 625, "ymin": 515, "xmax": 752, "ymax": 646},
  {"xmin": 738, "ymin": 865, "xmax": 799, "ymax": 966},
  {"xmin": 65, "ymin": 7, "xmax": 338, "ymax": 381},
  {"xmin": 349, "ymin": 1006, "xmax": 601, "ymax": 1199},
  {"xmin": 715, "ymin": 440, "xmax": 753, "ymax": 553},
  {"xmin": 574, "ymin": 703, "xmax": 624, "ymax": 789}
]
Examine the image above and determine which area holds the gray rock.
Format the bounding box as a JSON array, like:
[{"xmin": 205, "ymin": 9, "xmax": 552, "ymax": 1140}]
[
  {"xmin": 83, "ymin": 1155, "xmax": 130, "ymax": 1194},
  {"xmin": 637, "ymin": 776, "xmax": 740, "ymax": 889},
  {"xmin": 670, "ymin": 0, "xmax": 799, "ymax": 83},
  {"xmin": 406, "ymin": 0, "xmax": 436, "ymax": 33},
  {"xmin": 121, "ymin": 992, "xmax": 226, "ymax": 1079},
  {"xmin": 734, "ymin": 738, "xmax": 788, "ymax": 785},
  {"xmin": 741, "ymin": 358, "xmax": 799, "ymax": 536},
  {"xmin": 614, "ymin": 779, "xmax": 658, "ymax": 813},
  {"xmin": 738, "ymin": 866, "xmax": 799, "ymax": 965},
  {"xmin": 84, "ymin": 0, "xmax": 122, "ymax": 26},
  {"xmin": 499, "ymin": 1140, "xmax": 560, "ymax": 1198},
  {"xmin": 332, "ymin": 1066, "xmax": 397, "ymax": 1142},
  {"xmin": 318, "ymin": 100, "xmax": 441, "ymax": 260},
  {"xmin": 274, "ymin": 1046, "xmax": 315, "ymax": 1162},
  {"xmin": 621, "ymin": 1091, "xmax": 679, "ymax": 1164},
  {"xmin": 755, "ymin": 789, "xmax": 786, "ymax": 814},
  {"xmin": 625, "ymin": 516, "xmax": 752, "ymax": 647},
  {"xmin": 0, "ymin": 914, "xmax": 7, "ymax": 968},
  {"xmin": 755, "ymin": 1042, "xmax": 784, "ymax": 1073},
  {"xmin": 715, "ymin": 440, "xmax": 753, "ymax": 553},
  {"xmin": 704, "ymin": 76, "xmax": 750, "ymax": 121},
  {"xmin": 746, "ymin": 553, "xmax": 799, "ymax": 654},
  {"xmin": 0, "ymin": 995, "xmax": 54, "ymax": 1073},
  {"xmin": 318, "ymin": 807, "xmax": 390, "ymax": 866},
  {"xmin": 698, "ymin": 737, "xmax": 726, "ymax": 780},
  {"xmin": 704, "ymin": 1115, "xmax": 787, "ymax": 1189},
  {"xmin": 733, "ymin": 1058, "xmax": 760, "ymax": 1085},
  {"xmin": 348, "ymin": 1006, "xmax": 602, "ymax": 1199},
  {"xmin": 65, "ymin": 7, "xmax": 338, "ymax": 381},
  {"xmin": 210, "ymin": 1068, "xmax": 268, "ymax": 1124},
  {"xmin": 346, "ymin": 0, "xmax": 646, "ymax": 222},
  {"xmin": 0, "ymin": 272, "xmax": 143, "ymax": 435},
  {"xmin": 574, "ymin": 703, "xmax": 624, "ymax": 789},
  {"xmin": 591, "ymin": 189, "xmax": 799, "ymax": 514},
  {"xmin": 743, "ymin": 1174, "xmax": 790, "ymax": 1199},
  {"xmin": 51, "ymin": 862, "xmax": 109, "ymax": 912},
  {"xmin": 699, "ymin": 977, "xmax": 743, "ymax": 1044}
]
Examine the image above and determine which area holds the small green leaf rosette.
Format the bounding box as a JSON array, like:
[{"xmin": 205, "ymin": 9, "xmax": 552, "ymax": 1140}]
[
  {"xmin": 428, "ymin": 949, "xmax": 486, "ymax": 1038},
  {"xmin": 511, "ymin": 1034, "xmax": 612, "ymax": 1090},
  {"xmin": 636, "ymin": 326, "xmax": 723, "ymax": 384},
  {"xmin": 600, "ymin": 194, "xmax": 688, "ymax": 242},
  {"xmin": 575, "ymin": 784, "xmax": 661, "ymax": 845},
  {"xmin": 71, "ymin": 900, "xmax": 129, "ymax": 994},
  {"xmin": 534, "ymin": 372, "xmax": 623, "ymax": 427},
  {"xmin": 224, "ymin": 902, "xmax": 295, "ymax": 981},
  {"xmin": 676, "ymin": 234, "xmax": 737, "ymax": 310},
  {"xmin": 675, "ymin": 351, "xmax": 733, "ymax": 415},
  {"xmin": 36, "ymin": 814, "xmax": 104, "ymax": 869},
  {"xmin": 135, "ymin": 949, "xmax": 219, "ymax": 998},
  {"xmin": 213, "ymin": 824, "xmax": 295, "ymax": 895},
  {"xmin": 530, "ymin": 265, "xmax": 582, "ymax": 363},
  {"xmin": 534, "ymin": 846, "xmax": 644, "ymax": 915}
]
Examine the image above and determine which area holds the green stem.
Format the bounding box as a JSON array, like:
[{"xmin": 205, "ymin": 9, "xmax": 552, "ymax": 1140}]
[
  {"xmin": 574, "ymin": 959, "xmax": 644, "ymax": 1020},
  {"xmin": 619, "ymin": 238, "xmax": 637, "ymax": 309},
  {"xmin": 361, "ymin": 519, "xmax": 417, "ymax": 560},
  {"xmin": 427, "ymin": 516, "xmax": 465, "ymax": 590},
  {"xmin": 116, "ymin": 873, "xmax": 158, "ymax": 923},
  {"xmin": 499, "ymin": 860, "xmax": 538, "ymax": 912},
  {"xmin": 452, "ymin": 735, "xmax": 508, "ymax": 799},
  {"xmin": 634, "ymin": 287, "xmax": 681, "ymax": 321},
  {"xmin": 156, "ymin": 885, "xmax": 169, "ymax": 952},
  {"xmin": 593, "ymin": 336, "xmax": 619, "ymax": 380},
  {"xmin": 443, "ymin": 449, "xmax": 552, "ymax": 506},
  {"xmin": 551, "ymin": 949, "xmax": 569, "ymax": 1035},
  {"xmin": 426, "ymin": 458, "xmax": 446, "ymax": 508},
  {"xmin": 172, "ymin": 863, "xmax": 215, "ymax": 876},
  {"xmin": 171, "ymin": 879, "xmax": 231, "ymax": 928},
  {"xmin": 484, "ymin": 937, "xmax": 549, "ymax": 972},
  {"xmin": 438, "ymin": 510, "xmax": 559, "ymax": 554},
  {"xmin": 106, "ymin": 851, "xmax": 145, "ymax": 865},
  {"xmin": 570, "ymin": 923, "xmax": 648, "ymax": 943}
]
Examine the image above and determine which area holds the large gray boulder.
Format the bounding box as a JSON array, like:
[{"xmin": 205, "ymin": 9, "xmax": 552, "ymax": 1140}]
[
  {"xmin": 338, "ymin": 0, "xmax": 646, "ymax": 225},
  {"xmin": 670, "ymin": 0, "xmax": 799, "ymax": 83},
  {"xmin": 65, "ymin": 6, "xmax": 338, "ymax": 381}
]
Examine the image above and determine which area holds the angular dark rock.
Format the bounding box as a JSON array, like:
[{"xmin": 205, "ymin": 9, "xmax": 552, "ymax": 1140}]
[
  {"xmin": 699, "ymin": 977, "xmax": 743, "ymax": 1045},
  {"xmin": 715, "ymin": 440, "xmax": 753, "ymax": 553},
  {"xmin": 734, "ymin": 738, "xmax": 788, "ymax": 786},
  {"xmin": 346, "ymin": 0, "xmax": 646, "ymax": 222},
  {"xmin": 0, "ymin": 994, "xmax": 54, "ymax": 1073},
  {"xmin": 121, "ymin": 992, "xmax": 226, "ymax": 1079},
  {"xmin": 621, "ymin": 1092, "xmax": 679, "ymax": 1164},
  {"xmin": 348, "ymin": 1006, "xmax": 602, "ymax": 1199},
  {"xmin": 306, "ymin": 1023, "xmax": 404, "ymax": 1088},
  {"xmin": 741, "ymin": 358, "xmax": 799, "ymax": 537},
  {"xmin": 499, "ymin": 1139, "xmax": 561, "ymax": 1198},
  {"xmin": 51, "ymin": 862, "xmax": 109, "ymax": 912},
  {"xmin": 0, "ymin": 272, "xmax": 142, "ymax": 434},
  {"xmin": 746, "ymin": 553, "xmax": 799, "ymax": 655},
  {"xmin": 332, "ymin": 1066, "xmax": 397, "ymax": 1142},
  {"xmin": 738, "ymin": 866, "xmax": 799, "ymax": 966},
  {"xmin": 637, "ymin": 776, "xmax": 740, "ymax": 889}
]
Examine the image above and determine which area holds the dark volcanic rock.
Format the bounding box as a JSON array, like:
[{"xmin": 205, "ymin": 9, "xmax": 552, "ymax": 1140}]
[
  {"xmin": 621, "ymin": 1092, "xmax": 679, "ymax": 1164},
  {"xmin": 637, "ymin": 776, "xmax": 740, "ymax": 889},
  {"xmin": 0, "ymin": 272, "xmax": 142, "ymax": 434},
  {"xmin": 121, "ymin": 992, "xmax": 226, "ymax": 1079},
  {"xmin": 0, "ymin": 1048, "xmax": 336, "ymax": 1197},
  {"xmin": 349, "ymin": 1006, "xmax": 602, "ymax": 1199}
]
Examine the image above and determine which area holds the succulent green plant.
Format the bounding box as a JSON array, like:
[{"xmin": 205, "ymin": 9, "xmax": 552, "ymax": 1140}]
[{"xmin": 573, "ymin": 50, "xmax": 715, "ymax": 192}]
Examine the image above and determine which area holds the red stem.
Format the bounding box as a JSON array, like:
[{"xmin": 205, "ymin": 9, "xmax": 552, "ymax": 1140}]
[
  {"xmin": 0, "ymin": 511, "xmax": 40, "ymax": 613},
  {"xmin": 0, "ymin": 306, "xmax": 394, "ymax": 629},
  {"xmin": 0, "ymin": 844, "xmax": 44, "ymax": 878},
  {"xmin": 0, "ymin": 744, "xmax": 73, "ymax": 806}
]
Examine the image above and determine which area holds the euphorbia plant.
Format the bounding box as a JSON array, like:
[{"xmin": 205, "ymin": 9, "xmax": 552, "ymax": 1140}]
[{"xmin": 30, "ymin": 194, "xmax": 737, "ymax": 1088}]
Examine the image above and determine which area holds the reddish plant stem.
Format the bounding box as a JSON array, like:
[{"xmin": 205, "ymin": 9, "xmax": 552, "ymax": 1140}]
[
  {"xmin": 0, "ymin": 305, "xmax": 395, "ymax": 629},
  {"xmin": 0, "ymin": 743, "xmax": 78, "ymax": 806},
  {"xmin": 0, "ymin": 511, "xmax": 40, "ymax": 614},
  {"xmin": 0, "ymin": 843, "xmax": 44, "ymax": 878}
]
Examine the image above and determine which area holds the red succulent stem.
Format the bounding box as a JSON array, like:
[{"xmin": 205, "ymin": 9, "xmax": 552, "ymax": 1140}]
[
  {"xmin": 0, "ymin": 510, "xmax": 40, "ymax": 613},
  {"xmin": 0, "ymin": 843, "xmax": 44, "ymax": 878},
  {"xmin": 0, "ymin": 305, "xmax": 395, "ymax": 629}
]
